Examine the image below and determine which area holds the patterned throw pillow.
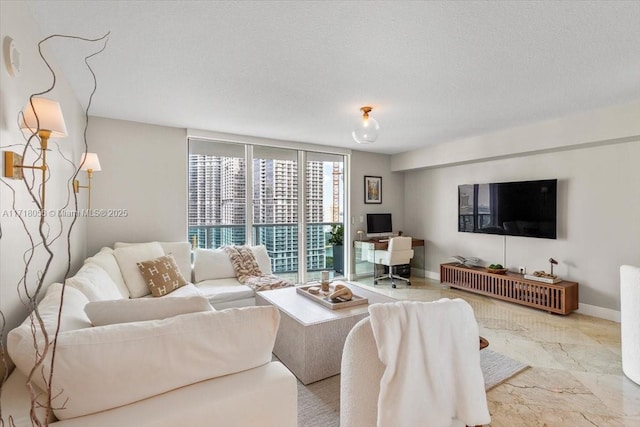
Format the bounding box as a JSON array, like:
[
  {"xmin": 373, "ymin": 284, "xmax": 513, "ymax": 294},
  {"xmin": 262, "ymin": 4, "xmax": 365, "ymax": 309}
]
[{"xmin": 137, "ymin": 254, "xmax": 188, "ymax": 297}]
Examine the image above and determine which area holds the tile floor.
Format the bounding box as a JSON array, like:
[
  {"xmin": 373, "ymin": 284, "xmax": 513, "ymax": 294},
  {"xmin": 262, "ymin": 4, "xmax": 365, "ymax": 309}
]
[{"xmin": 356, "ymin": 276, "xmax": 640, "ymax": 427}]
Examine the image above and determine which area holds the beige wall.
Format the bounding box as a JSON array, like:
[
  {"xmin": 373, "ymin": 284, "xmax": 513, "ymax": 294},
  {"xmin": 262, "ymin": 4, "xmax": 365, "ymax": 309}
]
[
  {"xmin": 86, "ymin": 117, "xmax": 187, "ymax": 255},
  {"xmin": 0, "ymin": 2, "xmax": 88, "ymax": 368},
  {"xmin": 394, "ymin": 103, "xmax": 640, "ymax": 318},
  {"xmin": 87, "ymin": 123, "xmax": 402, "ymax": 280}
]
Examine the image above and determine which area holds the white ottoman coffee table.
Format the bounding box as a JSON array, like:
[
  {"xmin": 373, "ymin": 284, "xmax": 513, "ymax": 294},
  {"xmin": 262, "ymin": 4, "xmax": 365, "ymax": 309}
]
[{"xmin": 256, "ymin": 282, "xmax": 395, "ymax": 385}]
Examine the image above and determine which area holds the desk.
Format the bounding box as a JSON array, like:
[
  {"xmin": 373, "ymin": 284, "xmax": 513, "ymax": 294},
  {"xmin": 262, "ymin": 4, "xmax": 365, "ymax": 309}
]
[
  {"xmin": 353, "ymin": 238, "xmax": 425, "ymax": 278},
  {"xmin": 354, "ymin": 238, "xmax": 425, "ymax": 251}
]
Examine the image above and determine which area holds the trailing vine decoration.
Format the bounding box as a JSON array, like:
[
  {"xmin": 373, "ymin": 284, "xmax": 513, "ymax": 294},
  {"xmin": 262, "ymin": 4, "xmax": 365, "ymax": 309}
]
[{"xmin": 0, "ymin": 32, "xmax": 109, "ymax": 427}]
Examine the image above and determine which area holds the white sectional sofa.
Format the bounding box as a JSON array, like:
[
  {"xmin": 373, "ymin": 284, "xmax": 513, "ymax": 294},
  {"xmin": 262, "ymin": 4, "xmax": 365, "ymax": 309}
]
[
  {"xmin": 1, "ymin": 241, "xmax": 297, "ymax": 426},
  {"xmin": 107, "ymin": 241, "xmax": 274, "ymax": 309}
]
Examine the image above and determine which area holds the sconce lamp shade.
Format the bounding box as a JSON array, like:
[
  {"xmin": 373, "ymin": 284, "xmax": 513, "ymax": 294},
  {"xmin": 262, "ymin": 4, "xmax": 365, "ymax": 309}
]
[
  {"xmin": 352, "ymin": 106, "xmax": 379, "ymax": 144},
  {"xmin": 80, "ymin": 152, "xmax": 101, "ymax": 171},
  {"xmin": 20, "ymin": 97, "xmax": 68, "ymax": 138}
]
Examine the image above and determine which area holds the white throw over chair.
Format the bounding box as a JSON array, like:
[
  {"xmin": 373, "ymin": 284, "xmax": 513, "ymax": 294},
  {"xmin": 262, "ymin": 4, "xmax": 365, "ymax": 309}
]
[
  {"xmin": 340, "ymin": 300, "xmax": 491, "ymax": 427},
  {"xmin": 373, "ymin": 236, "xmax": 414, "ymax": 288}
]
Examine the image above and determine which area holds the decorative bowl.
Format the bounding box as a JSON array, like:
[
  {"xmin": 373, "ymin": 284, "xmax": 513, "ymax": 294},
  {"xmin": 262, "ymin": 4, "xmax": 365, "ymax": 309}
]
[{"xmin": 486, "ymin": 268, "xmax": 508, "ymax": 274}]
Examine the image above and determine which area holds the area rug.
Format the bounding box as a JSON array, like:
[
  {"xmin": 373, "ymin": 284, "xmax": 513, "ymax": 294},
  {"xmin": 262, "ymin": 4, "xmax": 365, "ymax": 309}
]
[{"xmin": 295, "ymin": 349, "xmax": 529, "ymax": 427}]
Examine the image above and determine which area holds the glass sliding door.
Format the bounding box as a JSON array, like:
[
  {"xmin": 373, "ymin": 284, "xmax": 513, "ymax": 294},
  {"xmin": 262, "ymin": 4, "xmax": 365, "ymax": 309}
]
[
  {"xmin": 188, "ymin": 140, "xmax": 246, "ymax": 249},
  {"xmin": 252, "ymin": 146, "xmax": 299, "ymax": 282},
  {"xmin": 188, "ymin": 138, "xmax": 348, "ymax": 283},
  {"xmin": 306, "ymin": 152, "xmax": 345, "ymax": 282}
]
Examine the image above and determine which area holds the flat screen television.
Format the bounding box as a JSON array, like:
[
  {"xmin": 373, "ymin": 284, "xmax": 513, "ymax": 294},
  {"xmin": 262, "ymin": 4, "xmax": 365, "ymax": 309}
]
[
  {"xmin": 458, "ymin": 179, "xmax": 557, "ymax": 239},
  {"xmin": 367, "ymin": 213, "xmax": 393, "ymax": 236}
]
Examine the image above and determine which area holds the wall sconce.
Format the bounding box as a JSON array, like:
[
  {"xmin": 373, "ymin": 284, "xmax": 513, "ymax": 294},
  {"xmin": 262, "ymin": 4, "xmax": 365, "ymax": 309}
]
[
  {"xmin": 352, "ymin": 106, "xmax": 379, "ymax": 144},
  {"xmin": 73, "ymin": 152, "xmax": 101, "ymax": 209},
  {"xmin": 3, "ymin": 97, "xmax": 68, "ymax": 209}
]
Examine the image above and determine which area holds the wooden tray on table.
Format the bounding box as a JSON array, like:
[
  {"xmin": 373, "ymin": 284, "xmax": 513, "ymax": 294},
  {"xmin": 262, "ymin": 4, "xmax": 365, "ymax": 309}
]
[{"xmin": 296, "ymin": 282, "xmax": 368, "ymax": 310}]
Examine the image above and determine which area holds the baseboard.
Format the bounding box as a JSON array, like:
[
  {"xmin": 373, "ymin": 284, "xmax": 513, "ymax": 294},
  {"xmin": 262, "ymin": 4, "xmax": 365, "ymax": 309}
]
[
  {"xmin": 424, "ymin": 271, "xmax": 440, "ymax": 282},
  {"xmin": 576, "ymin": 303, "xmax": 621, "ymax": 323},
  {"xmin": 410, "ymin": 269, "xmax": 442, "ymax": 281}
]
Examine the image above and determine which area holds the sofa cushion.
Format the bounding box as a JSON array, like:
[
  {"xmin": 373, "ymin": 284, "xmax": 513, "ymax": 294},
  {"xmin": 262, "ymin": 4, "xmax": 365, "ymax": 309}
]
[
  {"xmin": 137, "ymin": 254, "xmax": 188, "ymax": 297},
  {"xmin": 158, "ymin": 282, "xmax": 205, "ymax": 298},
  {"xmin": 196, "ymin": 279, "xmax": 256, "ymax": 303},
  {"xmin": 84, "ymin": 295, "xmax": 213, "ymax": 326},
  {"xmin": 66, "ymin": 262, "xmax": 125, "ymax": 302},
  {"xmin": 114, "ymin": 241, "xmax": 192, "ymax": 282},
  {"xmin": 194, "ymin": 248, "xmax": 235, "ymax": 282},
  {"xmin": 252, "ymin": 245, "xmax": 273, "ymax": 275},
  {"xmin": 21, "ymin": 306, "xmax": 280, "ymax": 420},
  {"xmin": 194, "ymin": 245, "xmax": 272, "ymax": 282},
  {"xmin": 8, "ymin": 284, "xmax": 91, "ymax": 385},
  {"xmin": 83, "ymin": 249, "xmax": 130, "ymax": 298},
  {"xmin": 113, "ymin": 242, "xmax": 164, "ymax": 298}
]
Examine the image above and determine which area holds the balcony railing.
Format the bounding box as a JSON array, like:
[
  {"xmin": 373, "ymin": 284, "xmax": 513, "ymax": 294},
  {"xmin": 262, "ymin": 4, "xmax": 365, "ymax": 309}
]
[{"xmin": 188, "ymin": 222, "xmax": 343, "ymax": 275}]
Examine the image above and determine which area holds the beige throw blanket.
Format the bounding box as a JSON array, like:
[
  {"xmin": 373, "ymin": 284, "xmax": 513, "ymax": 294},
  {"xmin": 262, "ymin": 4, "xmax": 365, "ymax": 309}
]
[{"xmin": 223, "ymin": 245, "xmax": 293, "ymax": 291}]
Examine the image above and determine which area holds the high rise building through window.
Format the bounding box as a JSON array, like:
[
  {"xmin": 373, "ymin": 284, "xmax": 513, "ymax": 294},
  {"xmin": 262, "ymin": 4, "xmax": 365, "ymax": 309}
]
[{"xmin": 188, "ymin": 148, "xmax": 343, "ymax": 275}]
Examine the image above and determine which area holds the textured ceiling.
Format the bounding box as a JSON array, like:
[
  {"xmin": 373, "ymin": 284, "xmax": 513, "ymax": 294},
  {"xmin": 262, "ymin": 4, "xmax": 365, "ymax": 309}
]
[{"xmin": 24, "ymin": 1, "xmax": 640, "ymax": 155}]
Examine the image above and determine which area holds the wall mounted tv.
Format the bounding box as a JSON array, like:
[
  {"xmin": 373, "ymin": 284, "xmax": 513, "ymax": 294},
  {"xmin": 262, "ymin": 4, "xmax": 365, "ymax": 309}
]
[
  {"xmin": 458, "ymin": 179, "xmax": 557, "ymax": 239},
  {"xmin": 367, "ymin": 213, "xmax": 393, "ymax": 236}
]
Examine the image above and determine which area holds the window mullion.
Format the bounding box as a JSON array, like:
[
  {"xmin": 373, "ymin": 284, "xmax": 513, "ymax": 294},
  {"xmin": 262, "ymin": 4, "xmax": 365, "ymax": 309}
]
[{"xmin": 245, "ymin": 145, "xmax": 254, "ymax": 245}]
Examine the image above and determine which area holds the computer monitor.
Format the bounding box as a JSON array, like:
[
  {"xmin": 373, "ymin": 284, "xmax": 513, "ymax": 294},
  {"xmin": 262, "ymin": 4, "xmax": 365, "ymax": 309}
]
[{"xmin": 366, "ymin": 213, "xmax": 393, "ymax": 237}]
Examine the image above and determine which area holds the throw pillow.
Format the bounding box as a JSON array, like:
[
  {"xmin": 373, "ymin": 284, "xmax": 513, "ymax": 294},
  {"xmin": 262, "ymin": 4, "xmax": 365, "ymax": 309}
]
[
  {"xmin": 84, "ymin": 295, "xmax": 213, "ymax": 326},
  {"xmin": 252, "ymin": 245, "xmax": 273, "ymax": 274},
  {"xmin": 114, "ymin": 241, "xmax": 192, "ymax": 282},
  {"xmin": 137, "ymin": 254, "xmax": 188, "ymax": 297},
  {"xmin": 193, "ymin": 248, "xmax": 236, "ymax": 282},
  {"xmin": 113, "ymin": 242, "xmax": 164, "ymax": 298},
  {"xmin": 65, "ymin": 262, "xmax": 125, "ymax": 302},
  {"xmin": 83, "ymin": 249, "xmax": 129, "ymax": 298}
]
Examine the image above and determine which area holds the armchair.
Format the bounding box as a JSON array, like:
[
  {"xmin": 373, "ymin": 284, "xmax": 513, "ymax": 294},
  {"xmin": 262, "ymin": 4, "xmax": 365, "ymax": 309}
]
[
  {"xmin": 340, "ymin": 300, "xmax": 490, "ymax": 427},
  {"xmin": 373, "ymin": 236, "xmax": 414, "ymax": 288}
]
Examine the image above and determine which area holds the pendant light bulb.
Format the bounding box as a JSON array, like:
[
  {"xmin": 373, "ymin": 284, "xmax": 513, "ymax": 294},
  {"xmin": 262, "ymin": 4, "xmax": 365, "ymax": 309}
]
[{"xmin": 352, "ymin": 106, "xmax": 379, "ymax": 144}]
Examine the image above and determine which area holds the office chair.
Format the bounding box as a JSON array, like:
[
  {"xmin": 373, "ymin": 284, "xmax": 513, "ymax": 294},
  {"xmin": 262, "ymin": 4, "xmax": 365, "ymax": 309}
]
[{"xmin": 373, "ymin": 236, "xmax": 414, "ymax": 288}]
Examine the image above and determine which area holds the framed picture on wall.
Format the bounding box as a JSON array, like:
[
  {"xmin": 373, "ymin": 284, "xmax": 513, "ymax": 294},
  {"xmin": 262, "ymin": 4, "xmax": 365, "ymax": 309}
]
[{"xmin": 364, "ymin": 176, "xmax": 382, "ymax": 204}]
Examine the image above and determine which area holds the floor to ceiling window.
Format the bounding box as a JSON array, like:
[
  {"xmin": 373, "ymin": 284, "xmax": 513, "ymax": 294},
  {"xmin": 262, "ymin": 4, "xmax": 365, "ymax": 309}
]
[{"xmin": 188, "ymin": 139, "xmax": 347, "ymax": 283}]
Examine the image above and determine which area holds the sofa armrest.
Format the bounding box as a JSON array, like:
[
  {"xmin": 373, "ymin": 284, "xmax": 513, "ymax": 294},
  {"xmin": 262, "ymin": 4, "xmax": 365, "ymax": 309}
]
[{"xmin": 11, "ymin": 307, "xmax": 280, "ymax": 420}]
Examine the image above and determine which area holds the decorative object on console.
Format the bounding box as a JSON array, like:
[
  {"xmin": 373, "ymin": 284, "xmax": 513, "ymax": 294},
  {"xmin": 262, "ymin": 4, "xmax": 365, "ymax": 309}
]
[
  {"xmin": 4, "ymin": 97, "xmax": 68, "ymax": 208},
  {"xmin": 73, "ymin": 152, "xmax": 101, "ymax": 208},
  {"xmin": 352, "ymin": 106, "xmax": 379, "ymax": 144},
  {"xmin": 449, "ymin": 255, "xmax": 481, "ymax": 268},
  {"xmin": 487, "ymin": 263, "xmax": 507, "ymax": 274},
  {"xmin": 364, "ymin": 175, "xmax": 382, "ymax": 204},
  {"xmin": 525, "ymin": 271, "xmax": 562, "ymax": 284},
  {"xmin": 549, "ymin": 257, "xmax": 558, "ymax": 275}
]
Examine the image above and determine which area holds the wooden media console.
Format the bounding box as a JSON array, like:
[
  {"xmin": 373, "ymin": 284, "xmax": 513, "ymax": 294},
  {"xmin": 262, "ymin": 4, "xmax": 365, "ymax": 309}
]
[{"xmin": 440, "ymin": 263, "xmax": 578, "ymax": 315}]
